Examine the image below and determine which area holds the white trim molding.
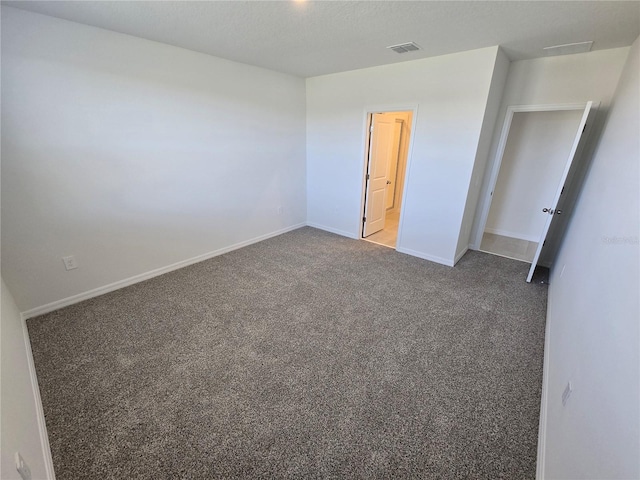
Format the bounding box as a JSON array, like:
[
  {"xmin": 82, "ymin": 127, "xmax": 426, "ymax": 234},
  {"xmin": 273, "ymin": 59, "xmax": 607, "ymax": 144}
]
[
  {"xmin": 483, "ymin": 227, "xmax": 541, "ymax": 243},
  {"xmin": 21, "ymin": 314, "xmax": 56, "ymax": 479},
  {"xmin": 472, "ymin": 102, "xmax": 591, "ymax": 249},
  {"xmin": 454, "ymin": 246, "xmax": 469, "ymax": 265},
  {"xmin": 306, "ymin": 222, "xmax": 359, "ymax": 239},
  {"xmin": 21, "ymin": 223, "xmax": 306, "ymax": 319},
  {"xmin": 358, "ymin": 104, "xmax": 420, "ymax": 247},
  {"xmin": 396, "ymin": 246, "xmax": 454, "ymax": 267},
  {"xmin": 536, "ymin": 304, "xmax": 553, "ymax": 480}
]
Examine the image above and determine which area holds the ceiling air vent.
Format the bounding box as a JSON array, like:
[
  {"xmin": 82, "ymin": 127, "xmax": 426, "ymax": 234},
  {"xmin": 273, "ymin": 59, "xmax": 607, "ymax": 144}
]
[
  {"xmin": 387, "ymin": 42, "xmax": 421, "ymax": 54},
  {"xmin": 543, "ymin": 41, "xmax": 593, "ymax": 56}
]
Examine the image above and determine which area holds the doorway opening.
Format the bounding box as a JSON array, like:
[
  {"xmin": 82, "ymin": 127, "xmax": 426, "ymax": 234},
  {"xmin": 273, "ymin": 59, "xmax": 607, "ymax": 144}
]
[
  {"xmin": 361, "ymin": 111, "xmax": 413, "ymax": 249},
  {"xmin": 477, "ymin": 102, "xmax": 595, "ymax": 282}
]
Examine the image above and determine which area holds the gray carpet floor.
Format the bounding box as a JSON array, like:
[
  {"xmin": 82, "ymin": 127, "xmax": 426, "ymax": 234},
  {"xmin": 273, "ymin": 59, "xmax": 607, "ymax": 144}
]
[{"xmin": 28, "ymin": 227, "xmax": 547, "ymax": 479}]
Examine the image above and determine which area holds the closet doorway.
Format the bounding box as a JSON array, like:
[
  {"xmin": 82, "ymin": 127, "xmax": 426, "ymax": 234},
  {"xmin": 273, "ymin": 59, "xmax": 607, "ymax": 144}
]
[
  {"xmin": 477, "ymin": 102, "xmax": 595, "ymax": 282},
  {"xmin": 361, "ymin": 111, "xmax": 413, "ymax": 249}
]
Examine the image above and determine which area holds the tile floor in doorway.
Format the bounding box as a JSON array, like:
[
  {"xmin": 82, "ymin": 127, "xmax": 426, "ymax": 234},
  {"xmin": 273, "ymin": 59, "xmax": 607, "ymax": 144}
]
[
  {"xmin": 480, "ymin": 232, "xmax": 538, "ymax": 263},
  {"xmin": 364, "ymin": 211, "xmax": 400, "ymax": 248}
]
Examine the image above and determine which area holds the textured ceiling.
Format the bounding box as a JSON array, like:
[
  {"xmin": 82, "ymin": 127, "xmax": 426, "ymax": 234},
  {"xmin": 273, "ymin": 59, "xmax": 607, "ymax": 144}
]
[{"xmin": 3, "ymin": 1, "xmax": 639, "ymax": 78}]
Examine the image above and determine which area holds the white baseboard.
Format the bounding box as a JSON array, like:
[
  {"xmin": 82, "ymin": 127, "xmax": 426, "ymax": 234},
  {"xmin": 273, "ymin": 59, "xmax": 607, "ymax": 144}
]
[
  {"xmin": 536, "ymin": 308, "xmax": 552, "ymax": 480},
  {"xmin": 308, "ymin": 224, "xmax": 461, "ymax": 267},
  {"xmin": 362, "ymin": 239, "xmax": 394, "ymax": 249},
  {"xmin": 468, "ymin": 237, "xmax": 482, "ymax": 251},
  {"xmin": 306, "ymin": 222, "xmax": 359, "ymax": 239},
  {"xmin": 21, "ymin": 314, "xmax": 56, "ymax": 479},
  {"xmin": 484, "ymin": 227, "xmax": 540, "ymax": 243},
  {"xmin": 454, "ymin": 246, "xmax": 469, "ymax": 265},
  {"xmin": 395, "ymin": 246, "xmax": 454, "ymax": 267},
  {"xmin": 21, "ymin": 223, "xmax": 306, "ymax": 319}
]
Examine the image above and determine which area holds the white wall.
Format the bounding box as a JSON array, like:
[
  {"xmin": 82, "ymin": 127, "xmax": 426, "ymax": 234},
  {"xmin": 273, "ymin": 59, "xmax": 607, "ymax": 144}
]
[
  {"xmin": 471, "ymin": 47, "xmax": 630, "ymax": 248},
  {"xmin": 1, "ymin": 7, "xmax": 307, "ymax": 313},
  {"xmin": 1, "ymin": 279, "xmax": 53, "ymax": 479},
  {"xmin": 455, "ymin": 47, "xmax": 510, "ymax": 259},
  {"xmin": 540, "ymin": 38, "xmax": 639, "ymax": 479},
  {"xmin": 485, "ymin": 109, "xmax": 583, "ymax": 242},
  {"xmin": 306, "ymin": 46, "xmax": 502, "ymax": 265}
]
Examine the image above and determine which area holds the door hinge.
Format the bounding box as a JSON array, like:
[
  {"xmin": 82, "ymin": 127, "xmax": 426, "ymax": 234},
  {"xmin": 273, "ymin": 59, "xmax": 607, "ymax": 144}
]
[
  {"xmin": 370, "ymin": 125, "xmax": 374, "ymax": 133},
  {"xmin": 543, "ymin": 240, "xmax": 546, "ymax": 246},
  {"xmin": 561, "ymin": 186, "xmax": 565, "ymax": 195},
  {"xmin": 583, "ymin": 124, "xmax": 586, "ymax": 133},
  {"xmin": 363, "ymin": 217, "xmax": 366, "ymax": 222},
  {"xmin": 366, "ymin": 174, "xmax": 370, "ymax": 180}
]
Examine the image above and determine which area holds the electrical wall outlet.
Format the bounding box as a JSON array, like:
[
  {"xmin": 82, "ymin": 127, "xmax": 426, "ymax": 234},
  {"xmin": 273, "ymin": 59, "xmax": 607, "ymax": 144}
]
[
  {"xmin": 15, "ymin": 452, "xmax": 32, "ymax": 480},
  {"xmin": 62, "ymin": 255, "xmax": 78, "ymax": 271},
  {"xmin": 562, "ymin": 381, "xmax": 573, "ymax": 406}
]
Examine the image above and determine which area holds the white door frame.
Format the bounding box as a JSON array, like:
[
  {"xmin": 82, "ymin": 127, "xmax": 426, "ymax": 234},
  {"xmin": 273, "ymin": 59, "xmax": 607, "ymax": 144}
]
[
  {"xmin": 358, "ymin": 105, "xmax": 419, "ymax": 249},
  {"xmin": 472, "ymin": 103, "xmax": 590, "ymax": 250}
]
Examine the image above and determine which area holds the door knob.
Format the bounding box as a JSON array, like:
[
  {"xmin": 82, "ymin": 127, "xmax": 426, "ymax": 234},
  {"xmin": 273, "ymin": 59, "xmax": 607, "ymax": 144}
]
[
  {"xmin": 556, "ymin": 209, "xmax": 562, "ymax": 215},
  {"xmin": 542, "ymin": 208, "xmax": 549, "ymax": 213},
  {"xmin": 542, "ymin": 208, "xmax": 555, "ymax": 214},
  {"xmin": 386, "ymin": 180, "xmax": 392, "ymax": 185}
]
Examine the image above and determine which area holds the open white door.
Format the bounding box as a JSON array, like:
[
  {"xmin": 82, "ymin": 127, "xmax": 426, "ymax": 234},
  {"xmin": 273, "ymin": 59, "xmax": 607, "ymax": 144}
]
[
  {"xmin": 526, "ymin": 101, "xmax": 595, "ymax": 282},
  {"xmin": 363, "ymin": 113, "xmax": 395, "ymax": 237}
]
